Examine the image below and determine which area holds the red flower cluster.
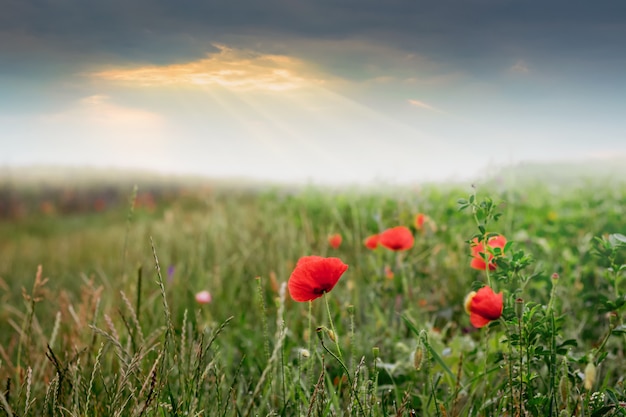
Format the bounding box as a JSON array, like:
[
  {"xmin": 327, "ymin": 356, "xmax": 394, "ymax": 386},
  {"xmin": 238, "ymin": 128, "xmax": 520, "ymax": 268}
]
[
  {"xmin": 288, "ymin": 256, "xmax": 348, "ymax": 302},
  {"xmin": 470, "ymin": 234, "xmax": 507, "ymax": 270},
  {"xmin": 328, "ymin": 233, "xmax": 342, "ymax": 249},
  {"xmin": 464, "ymin": 286, "xmax": 503, "ymax": 328}
]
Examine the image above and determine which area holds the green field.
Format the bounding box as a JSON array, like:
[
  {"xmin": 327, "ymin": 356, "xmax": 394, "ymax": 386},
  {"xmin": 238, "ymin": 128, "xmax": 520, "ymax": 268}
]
[{"xmin": 1, "ymin": 171, "xmax": 625, "ymax": 416}]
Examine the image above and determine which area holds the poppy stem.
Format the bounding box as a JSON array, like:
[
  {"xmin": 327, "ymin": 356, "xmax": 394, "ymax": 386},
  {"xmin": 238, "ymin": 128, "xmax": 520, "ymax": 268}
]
[
  {"xmin": 323, "ymin": 292, "xmax": 344, "ymax": 363},
  {"xmin": 307, "ymin": 300, "xmax": 314, "ymax": 387}
]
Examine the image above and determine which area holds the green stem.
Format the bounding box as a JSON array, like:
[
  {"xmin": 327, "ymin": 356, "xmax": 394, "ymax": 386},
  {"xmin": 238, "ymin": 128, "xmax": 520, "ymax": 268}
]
[
  {"xmin": 323, "ymin": 292, "xmax": 343, "ymax": 363},
  {"xmin": 472, "ymin": 201, "xmax": 492, "ymax": 288},
  {"xmin": 307, "ymin": 300, "xmax": 314, "ymax": 388},
  {"xmin": 317, "ymin": 332, "xmax": 365, "ymax": 416}
]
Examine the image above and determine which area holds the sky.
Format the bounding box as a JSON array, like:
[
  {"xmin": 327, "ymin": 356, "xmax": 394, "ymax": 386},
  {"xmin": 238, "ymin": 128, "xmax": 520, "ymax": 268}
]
[{"xmin": 1, "ymin": 0, "xmax": 625, "ymax": 185}]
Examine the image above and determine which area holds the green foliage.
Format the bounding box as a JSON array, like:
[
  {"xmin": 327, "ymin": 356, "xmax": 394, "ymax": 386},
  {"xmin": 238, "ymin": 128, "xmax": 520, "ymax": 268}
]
[{"xmin": 0, "ymin": 180, "xmax": 625, "ymax": 416}]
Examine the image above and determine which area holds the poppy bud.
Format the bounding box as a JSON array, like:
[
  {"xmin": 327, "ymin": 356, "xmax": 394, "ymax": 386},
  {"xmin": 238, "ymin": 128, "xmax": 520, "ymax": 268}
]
[
  {"xmin": 584, "ymin": 362, "xmax": 596, "ymax": 390},
  {"xmin": 327, "ymin": 329, "xmax": 337, "ymax": 343},
  {"xmin": 413, "ymin": 345, "xmax": 424, "ymax": 371},
  {"xmin": 558, "ymin": 374, "xmax": 570, "ymax": 404}
]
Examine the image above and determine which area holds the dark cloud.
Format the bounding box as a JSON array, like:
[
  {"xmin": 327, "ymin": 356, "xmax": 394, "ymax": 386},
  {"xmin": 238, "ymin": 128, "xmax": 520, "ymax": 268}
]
[
  {"xmin": 1, "ymin": 0, "xmax": 625, "ymax": 115},
  {"xmin": 2, "ymin": 0, "xmax": 625, "ymax": 66}
]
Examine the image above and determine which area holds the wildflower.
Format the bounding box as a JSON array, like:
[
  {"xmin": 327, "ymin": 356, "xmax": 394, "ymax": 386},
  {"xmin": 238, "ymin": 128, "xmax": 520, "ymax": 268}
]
[
  {"xmin": 414, "ymin": 213, "xmax": 426, "ymax": 229},
  {"xmin": 470, "ymin": 234, "xmax": 507, "ymax": 270},
  {"xmin": 379, "ymin": 226, "xmax": 414, "ymax": 251},
  {"xmin": 464, "ymin": 286, "xmax": 503, "ymax": 328},
  {"xmin": 328, "ymin": 233, "xmax": 342, "ymax": 249},
  {"xmin": 364, "ymin": 234, "xmax": 380, "ymax": 250},
  {"xmin": 195, "ymin": 290, "xmax": 212, "ymax": 304},
  {"xmin": 288, "ymin": 256, "xmax": 348, "ymax": 302}
]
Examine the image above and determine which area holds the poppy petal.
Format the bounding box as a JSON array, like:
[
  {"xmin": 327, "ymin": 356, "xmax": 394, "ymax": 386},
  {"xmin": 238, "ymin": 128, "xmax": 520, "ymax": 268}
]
[
  {"xmin": 364, "ymin": 234, "xmax": 380, "ymax": 250},
  {"xmin": 470, "ymin": 312, "xmax": 492, "ymax": 328},
  {"xmin": 470, "ymin": 257, "xmax": 488, "ymax": 270},
  {"xmin": 470, "ymin": 287, "xmax": 503, "ymax": 320},
  {"xmin": 379, "ymin": 226, "xmax": 414, "ymax": 251},
  {"xmin": 288, "ymin": 256, "xmax": 348, "ymax": 302}
]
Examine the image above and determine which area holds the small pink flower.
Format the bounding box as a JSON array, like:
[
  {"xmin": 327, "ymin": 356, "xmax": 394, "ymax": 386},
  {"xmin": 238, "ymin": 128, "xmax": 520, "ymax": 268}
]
[{"xmin": 195, "ymin": 290, "xmax": 212, "ymax": 304}]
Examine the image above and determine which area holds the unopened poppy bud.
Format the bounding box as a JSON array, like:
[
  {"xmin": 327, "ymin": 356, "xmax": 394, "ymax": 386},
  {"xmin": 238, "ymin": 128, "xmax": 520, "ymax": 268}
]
[
  {"xmin": 413, "ymin": 345, "xmax": 424, "ymax": 371},
  {"xmin": 315, "ymin": 327, "xmax": 324, "ymax": 341},
  {"xmin": 551, "ymin": 272, "xmax": 559, "ymax": 280},
  {"xmin": 558, "ymin": 375, "xmax": 570, "ymax": 404},
  {"xmin": 607, "ymin": 311, "xmax": 618, "ymax": 327},
  {"xmin": 327, "ymin": 329, "xmax": 337, "ymax": 342},
  {"xmin": 515, "ymin": 298, "xmax": 524, "ymax": 319},
  {"xmin": 584, "ymin": 362, "xmax": 596, "ymax": 390}
]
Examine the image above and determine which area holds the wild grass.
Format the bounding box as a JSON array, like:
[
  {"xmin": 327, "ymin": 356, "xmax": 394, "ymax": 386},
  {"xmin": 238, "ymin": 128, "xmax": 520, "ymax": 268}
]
[{"xmin": 0, "ymin": 178, "xmax": 625, "ymax": 416}]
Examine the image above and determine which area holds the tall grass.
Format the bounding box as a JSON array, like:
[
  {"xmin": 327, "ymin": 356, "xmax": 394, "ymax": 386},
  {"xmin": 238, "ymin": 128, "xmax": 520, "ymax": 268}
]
[{"xmin": 0, "ymin": 179, "xmax": 625, "ymax": 416}]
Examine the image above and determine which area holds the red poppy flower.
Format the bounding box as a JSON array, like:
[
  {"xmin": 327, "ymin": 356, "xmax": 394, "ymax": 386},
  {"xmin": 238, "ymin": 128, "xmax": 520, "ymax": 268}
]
[
  {"xmin": 379, "ymin": 226, "xmax": 414, "ymax": 251},
  {"xmin": 288, "ymin": 256, "xmax": 348, "ymax": 302},
  {"xmin": 414, "ymin": 213, "xmax": 426, "ymax": 229},
  {"xmin": 464, "ymin": 286, "xmax": 503, "ymax": 328},
  {"xmin": 470, "ymin": 234, "xmax": 507, "ymax": 270},
  {"xmin": 364, "ymin": 234, "xmax": 380, "ymax": 250},
  {"xmin": 328, "ymin": 233, "xmax": 342, "ymax": 249}
]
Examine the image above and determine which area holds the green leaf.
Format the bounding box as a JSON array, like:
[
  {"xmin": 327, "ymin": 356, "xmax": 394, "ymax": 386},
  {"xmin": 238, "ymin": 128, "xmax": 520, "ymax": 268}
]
[{"xmin": 557, "ymin": 339, "xmax": 578, "ymax": 349}]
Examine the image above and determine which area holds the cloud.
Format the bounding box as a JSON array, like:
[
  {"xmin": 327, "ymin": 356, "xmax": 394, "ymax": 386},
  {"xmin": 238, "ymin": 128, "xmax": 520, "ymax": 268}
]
[
  {"xmin": 509, "ymin": 60, "xmax": 530, "ymax": 74},
  {"xmin": 42, "ymin": 95, "xmax": 163, "ymax": 129},
  {"xmin": 407, "ymin": 99, "xmax": 446, "ymax": 114},
  {"xmin": 91, "ymin": 44, "xmax": 324, "ymax": 92}
]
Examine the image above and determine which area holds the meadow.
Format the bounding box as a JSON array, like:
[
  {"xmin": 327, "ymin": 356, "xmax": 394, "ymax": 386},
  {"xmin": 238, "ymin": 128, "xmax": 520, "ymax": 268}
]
[{"xmin": 0, "ymin": 172, "xmax": 625, "ymax": 416}]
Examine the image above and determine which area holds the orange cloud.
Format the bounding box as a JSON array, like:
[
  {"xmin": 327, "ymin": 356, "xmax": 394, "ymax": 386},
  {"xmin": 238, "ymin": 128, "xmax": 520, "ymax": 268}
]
[
  {"xmin": 92, "ymin": 44, "xmax": 322, "ymax": 92},
  {"xmin": 408, "ymin": 99, "xmax": 446, "ymax": 114}
]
